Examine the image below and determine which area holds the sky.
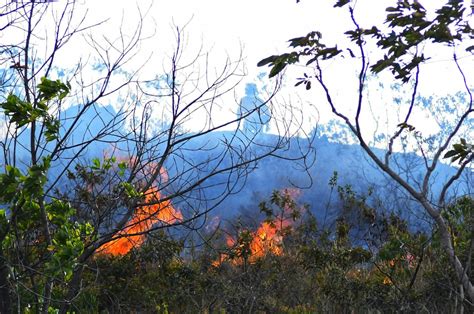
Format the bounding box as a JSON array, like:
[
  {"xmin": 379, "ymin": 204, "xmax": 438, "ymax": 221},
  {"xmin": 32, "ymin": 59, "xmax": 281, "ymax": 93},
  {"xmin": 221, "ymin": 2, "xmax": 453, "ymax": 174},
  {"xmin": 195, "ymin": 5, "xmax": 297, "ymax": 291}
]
[
  {"xmin": 79, "ymin": 0, "xmax": 471, "ymax": 83},
  {"xmin": 82, "ymin": 0, "xmax": 385, "ymax": 84},
  {"xmin": 81, "ymin": 0, "xmax": 472, "ymax": 108},
  {"xmin": 3, "ymin": 0, "xmax": 473, "ymax": 147}
]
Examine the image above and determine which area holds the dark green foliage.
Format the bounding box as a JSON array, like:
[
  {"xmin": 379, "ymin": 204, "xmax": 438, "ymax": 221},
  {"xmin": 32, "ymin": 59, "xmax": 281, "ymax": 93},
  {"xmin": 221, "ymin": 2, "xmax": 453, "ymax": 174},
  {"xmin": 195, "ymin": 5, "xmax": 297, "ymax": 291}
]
[
  {"xmin": 70, "ymin": 189, "xmax": 473, "ymax": 313},
  {"xmin": 259, "ymin": 0, "xmax": 473, "ymax": 84},
  {"xmin": 257, "ymin": 31, "xmax": 342, "ymax": 78},
  {"xmin": 444, "ymin": 138, "xmax": 473, "ymax": 164},
  {"xmin": 90, "ymin": 233, "xmax": 190, "ymax": 313}
]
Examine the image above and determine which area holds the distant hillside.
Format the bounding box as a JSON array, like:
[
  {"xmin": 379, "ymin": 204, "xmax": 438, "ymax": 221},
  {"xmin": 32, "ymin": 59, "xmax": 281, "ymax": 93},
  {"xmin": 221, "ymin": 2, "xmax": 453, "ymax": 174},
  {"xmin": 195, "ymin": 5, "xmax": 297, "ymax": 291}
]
[
  {"xmin": 169, "ymin": 131, "xmax": 471, "ymax": 228},
  {"xmin": 4, "ymin": 104, "xmax": 471, "ymax": 228}
]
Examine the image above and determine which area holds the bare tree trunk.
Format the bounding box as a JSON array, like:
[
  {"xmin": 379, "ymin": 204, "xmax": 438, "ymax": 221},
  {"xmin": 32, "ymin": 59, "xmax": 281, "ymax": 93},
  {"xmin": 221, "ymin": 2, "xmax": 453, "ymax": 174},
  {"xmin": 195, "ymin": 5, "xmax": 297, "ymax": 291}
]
[
  {"xmin": 373, "ymin": 146, "xmax": 474, "ymax": 302},
  {"xmin": 434, "ymin": 214, "xmax": 474, "ymax": 302},
  {"xmin": 460, "ymin": 284, "xmax": 465, "ymax": 314}
]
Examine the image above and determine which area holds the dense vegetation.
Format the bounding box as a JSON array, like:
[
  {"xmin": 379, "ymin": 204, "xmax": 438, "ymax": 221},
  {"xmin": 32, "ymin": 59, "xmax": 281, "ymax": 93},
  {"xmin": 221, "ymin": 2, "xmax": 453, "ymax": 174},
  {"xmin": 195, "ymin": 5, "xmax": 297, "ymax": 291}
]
[
  {"xmin": 0, "ymin": 0, "xmax": 472, "ymax": 312},
  {"xmin": 48, "ymin": 189, "xmax": 473, "ymax": 313}
]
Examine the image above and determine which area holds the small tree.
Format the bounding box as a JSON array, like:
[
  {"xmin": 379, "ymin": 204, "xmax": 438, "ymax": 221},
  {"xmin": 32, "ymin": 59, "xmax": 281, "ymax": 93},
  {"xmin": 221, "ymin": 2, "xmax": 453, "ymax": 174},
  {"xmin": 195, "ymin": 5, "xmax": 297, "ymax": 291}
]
[{"xmin": 259, "ymin": 0, "xmax": 473, "ymax": 303}]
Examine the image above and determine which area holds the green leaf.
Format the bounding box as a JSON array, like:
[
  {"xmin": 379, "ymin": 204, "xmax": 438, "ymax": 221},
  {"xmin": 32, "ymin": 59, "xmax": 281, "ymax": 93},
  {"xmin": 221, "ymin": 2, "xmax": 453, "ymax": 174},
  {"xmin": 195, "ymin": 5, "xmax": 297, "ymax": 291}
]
[
  {"xmin": 44, "ymin": 117, "xmax": 60, "ymax": 142},
  {"xmin": 288, "ymin": 36, "xmax": 310, "ymax": 48},
  {"xmin": 443, "ymin": 139, "xmax": 473, "ymax": 164},
  {"xmin": 120, "ymin": 182, "xmax": 141, "ymax": 198},
  {"xmin": 386, "ymin": 7, "xmax": 399, "ymax": 12},
  {"xmin": 118, "ymin": 161, "xmax": 127, "ymax": 176},
  {"xmin": 443, "ymin": 150, "xmax": 458, "ymax": 159},
  {"xmin": 1, "ymin": 94, "xmax": 33, "ymax": 127},
  {"xmin": 317, "ymin": 47, "xmax": 342, "ymax": 60},
  {"xmin": 257, "ymin": 55, "xmax": 279, "ymax": 67},
  {"xmin": 92, "ymin": 158, "xmax": 101, "ymax": 170},
  {"xmin": 38, "ymin": 77, "xmax": 70, "ymax": 102},
  {"xmin": 0, "ymin": 209, "xmax": 8, "ymax": 236},
  {"xmin": 269, "ymin": 61, "xmax": 287, "ymax": 78}
]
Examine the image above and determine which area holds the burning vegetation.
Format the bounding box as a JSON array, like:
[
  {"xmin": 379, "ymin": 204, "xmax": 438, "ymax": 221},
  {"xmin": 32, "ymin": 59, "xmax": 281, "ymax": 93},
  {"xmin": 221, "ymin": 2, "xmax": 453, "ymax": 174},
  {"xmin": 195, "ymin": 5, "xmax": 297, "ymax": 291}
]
[
  {"xmin": 78, "ymin": 191, "xmax": 473, "ymax": 313},
  {"xmin": 214, "ymin": 188, "xmax": 303, "ymax": 265},
  {"xmin": 100, "ymin": 158, "xmax": 183, "ymax": 256},
  {"xmin": 100, "ymin": 187, "xmax": 182, "ymax": 255}
]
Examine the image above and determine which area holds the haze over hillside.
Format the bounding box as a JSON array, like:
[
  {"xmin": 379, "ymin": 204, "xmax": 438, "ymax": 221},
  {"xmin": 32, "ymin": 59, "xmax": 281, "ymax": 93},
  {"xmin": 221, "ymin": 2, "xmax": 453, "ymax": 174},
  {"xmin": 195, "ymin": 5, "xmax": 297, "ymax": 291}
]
[{"xmin": 6, "ymin": 102, "xmax": 467, "ymax": 228}]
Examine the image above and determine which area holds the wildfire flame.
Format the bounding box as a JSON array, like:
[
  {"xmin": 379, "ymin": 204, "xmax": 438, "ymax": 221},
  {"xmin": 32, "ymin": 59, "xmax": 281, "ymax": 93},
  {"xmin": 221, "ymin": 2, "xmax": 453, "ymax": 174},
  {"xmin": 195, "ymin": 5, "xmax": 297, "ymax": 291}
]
[
  {"xmin": 100, "ymin": 187, "xmax": 182, "ymax": 256},
  {"xmin": 100, "ymin": 156, "xmax": 182, "ymax": 256},
  {"xmin": 213, "ymin": 188, "xmax": 301, "ymax": 266},
  {"xmin": 225, "ymin": 221, "xmax": 289, "ymax": 265}
]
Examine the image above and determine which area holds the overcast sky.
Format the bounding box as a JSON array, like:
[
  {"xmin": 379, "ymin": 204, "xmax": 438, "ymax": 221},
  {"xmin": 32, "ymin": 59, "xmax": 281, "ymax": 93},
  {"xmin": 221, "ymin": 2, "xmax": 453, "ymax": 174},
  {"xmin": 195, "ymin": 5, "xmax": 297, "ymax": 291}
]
[
  {"xmin": 84, "ymin": 0, "xmax": 388, "ymax": 80},
  {"xmin": 13, "ymin": 0, "xmax": 471, "ymax": 143}
]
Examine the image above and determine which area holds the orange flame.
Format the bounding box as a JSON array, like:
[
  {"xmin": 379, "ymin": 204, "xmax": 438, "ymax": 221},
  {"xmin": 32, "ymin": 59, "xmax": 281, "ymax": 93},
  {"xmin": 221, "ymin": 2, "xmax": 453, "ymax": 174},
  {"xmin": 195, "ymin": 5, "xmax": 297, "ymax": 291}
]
[
  {"xmin": 214, "ymin": 188, "xmax": 302, "ymax": 265},
  {"xmin": 251, "ymin": 221, "xmax": 286, "ymax": 258},
  {"xmin": 100, "ymin": 187, "xmax": 182, "ymax": 255},
  {"xmin": 214, "ymin": 223, "xmax": 286, "ymax": 266},
  {"xmin": 99, "ymin": 155, "xmax": 182, "ymax": 256}
]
